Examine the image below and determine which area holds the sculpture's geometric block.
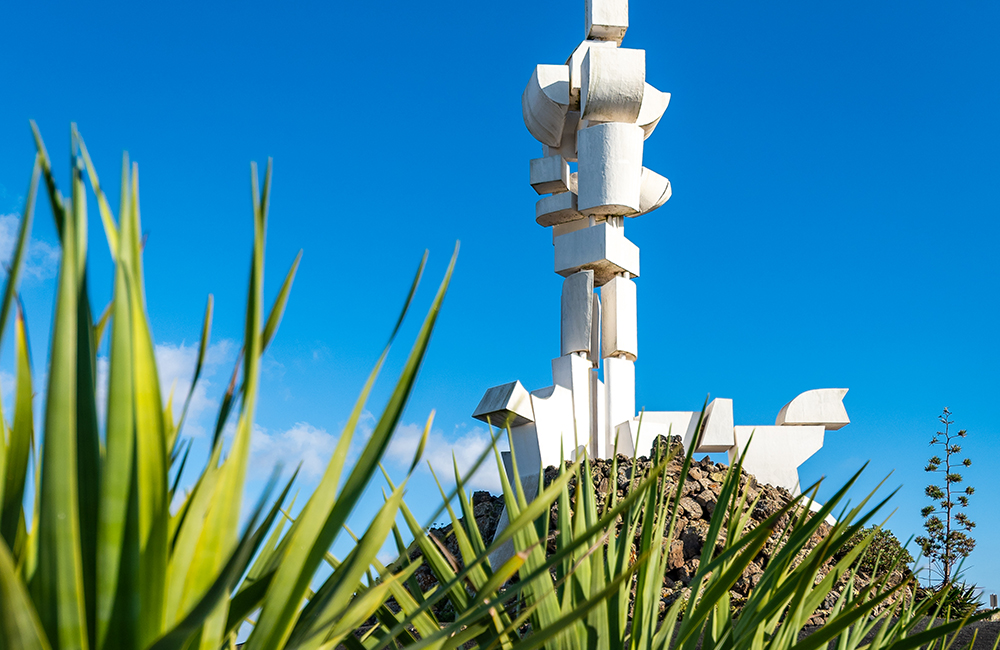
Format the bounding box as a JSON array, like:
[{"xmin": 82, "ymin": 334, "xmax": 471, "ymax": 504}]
[
  {"xmin": 567, "ymin": 40, "xmax": 618, "ymax": 108},
  {"xmin": 472, "ymin": 380, "xmax": 535, "ymax": 429},
  {"xmin": 695, "ymin": 398, "xmax": 734, "ymax": 452},
  {"xmin": 544, "ymin": 111, "xmax": 581, "ymax": 162},
  {"xmin": 581, "ymin": 47, "xmax": 645, "ymax": 123},
  {"xmin": 637, "ymin": 167, "xmax": 672, "ymax": 216},
  {"xmin": 561, "ymin": 270, "xmax": 594, "ymax": 356},
  {"xmin": 577, "ymin": 123, "xmax": 644, "ymax": 216},
  {"xmin": 554, "ymin": 221, "xmax": 640, "ymax": 285},
  {"xmin": 530, "ymin": 155, "xmax": 571, "ymax": 195},
  {"xmin": 589, "ymin": 292, "xmax": 601, "ymax": 364},
  {"xmin": 775, "ymin": 388, "xmax": 850, "ymax": 431},
  {"xmin": 551, "ymin": 217, "xmax": 590, "ymax": 243},
  {"xmin": 604, "ymin": 354, "xmax": 635, "ymax": 446},
  {"xmin": 623, "ymin": 411, "xmax": 700, "ymax": 457},
  {"xmin": 590, "ymin": 368, "xmax": 607, "ymax": 456},
  {"xmin": 637, "ymin": 84, "xmax": 670, "ymax": 139},
  {"xmin": 551, "ymin": 354, "xmax": 594, "ymax": 451},
  {"xmin": 586, "ymin": 0, "xmax": 628, "ymax": 43},
  {"xmin": 536, "ymin": 191, "xmax": 583, "ymax": 227},
  {"xmin": 528, "ymin": 384, "xmax": 574, "ymax": 470},
  {"xmin": 600, "ymin": 275, "xmax": 637, "ymax": 360},
  {"xmin": 522, "ymin": 65, "xmax": 571, "ymax": 147},
  {"xmin": 730, "ymin": 425, "xmax": 825, "ymax": 494}
]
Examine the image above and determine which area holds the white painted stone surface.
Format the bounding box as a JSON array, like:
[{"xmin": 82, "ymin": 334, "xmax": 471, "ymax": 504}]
[
  {"xmin": 536, "ymin": 191, "xmax": 582, "ymax": 227},
  {"xmin": 637, "ymin": 84, "xmax": 670, "ymax": 138},
  {"xmin": 586, "ymin": 0, "xmax": 628, "ymax": 43},
  {"xmin": 776, "ymin": 389, "xmax": 850, "ymax": 430},
  {"xmin": 590, "ymin": 369, "xmax": 607, "ymax": 456},
  {"xmin": 589, "ymin": 293, "xmax": 602, "ymax": 364},
  {"xmin": 528, "ymin": 384, "xmax": 575, "ymax": 470},
  {"xmin": 552, "ymin": 354, "xmax": 595, "ymax": 459},
  {"xmin": 632, "ymin": 411, "xmax": 700, "ymax": 454},
  {"xmin": 552, "ymin": 216, "xmax": 592, "ymax": 243},
  {"xmin": 578, "ymin": 122, "xmax": 644, "ymax": 216},
  {"xmin": 601, "ymin": 275, "xmax": 638, "ymax": 360},
  {"xmin": 530, "ymin": 155, "xmax": 571, "ymax": 195},
  {"xmin": 522, "ymin": 65, "xmax": 571, "ymax": 147},
  {"xmin": 544, "ymin": 110, "xmax": 581, "ymax": 162},
  {"xmin": 695, "ymin": 398, "xmax": 735, "ymax": 452},
  {"xmin": 554, "ymin": 220, "xmax": 640, "ymax": 285},
  {"xmin": 730, "ymin": 425, "xmax": 825, "ymax": 495},
  {"xmin": 637, "ymin": 167, "xmax": 672, "ymax": 215},
  {"xmin": 604, "ymin": 355, "xmax": 635, "ymax": 448},
  {"xmin": 581, "ymin": 47, "xmax": 645, "ymax": 123},
  {"xmin": 561, "ymin": 271, "xmax": 594, "ymax": 356},
  {"xmin": 567, "ymin": 40, "xmax": 618, "ymax": 108},
  {"xmin": 473, "ymin": 380, "xmax": 535, "ymax": 429}
]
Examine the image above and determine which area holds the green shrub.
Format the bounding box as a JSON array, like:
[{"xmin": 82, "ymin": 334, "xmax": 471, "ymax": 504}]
[{"xmin": 838, "ymin": 526, "xmax": 915, "ymax": 577}]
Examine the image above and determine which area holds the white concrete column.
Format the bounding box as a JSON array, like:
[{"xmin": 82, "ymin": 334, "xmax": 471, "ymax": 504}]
[
  {"xmin": 560, "ymin": 270, "xmax": 594, "ymax": 356},
  {"xmin": 604, "ymin": 355, "xmax": 635, "ymax": 449},
  {"xmin": 601, "ymin": 274, "xmax": 637, "ymax": 360},
  {"xmin": 578, "ymin": 122, "xmax": 645, "ymax": 216}
]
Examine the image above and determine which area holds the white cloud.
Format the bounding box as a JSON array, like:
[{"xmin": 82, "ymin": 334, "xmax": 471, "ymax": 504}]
[
  {"xmin": 0, "ymin": 213, "xmax": 59, "ymax": 281},
  {"xmin": 249, "ymin": 421, "xmax": 338, "ymax": 480},
  {"xmin": 385, "ymin": 422, "xmax": 505, "ymax": 493},
  {"xmin": 154, "ymin": 339, "xmax": 236, "ymax": 437}
]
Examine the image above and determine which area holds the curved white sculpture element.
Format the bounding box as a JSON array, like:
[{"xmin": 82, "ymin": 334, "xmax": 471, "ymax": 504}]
[
  {"xmin": 637, "ymin": 84, "xmax": 670, "ymax": 139},
  {"xmin": 775, "ymin": 388, "xmax": 850, "ymax": 430},
  {"xmin": 577, "ymin": 122, "xmax": 644, "ymax": 216},
  {"xmin": 536, "ymin": 191, "xmax": 582, "ymax": 227},
  {"xmin": 567, "ymin": 40, "xmax": 618, "ymax": 108},
  {"xmin": 523, "ymin": 65, "xmax": 571, "ymax": 147},
  {"xmin": 581, "ymin": 47, "xmax": 645, "ymax": 123},
  {"xmin": 636, "ymin": 167, "xmax": 672, "ymax": 216}
]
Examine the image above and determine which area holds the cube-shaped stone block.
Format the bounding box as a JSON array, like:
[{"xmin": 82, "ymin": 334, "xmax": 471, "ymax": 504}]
[
  {"xmin": 561, "ymin": 270, "xmax": 594, "ymax": 356},
  {"xmin": 601, "ymin": 275, "xmax": 637, "ymax": 360},
  {"xmin": 472, "ymin": 381, "xmax": 534, "ymax": 429},
  {"xmin": 522, "ymin": 65, "xmax": 570, "ymax": 147},
  {"xmin": 586, "ymin": 0, "xmax": 628, "ymax": 43},
  {"xmin": 554, "ymin": 221, "xmax": 639, "ymax": 285},
  {"xmin": 578, "ymin": 122, "xmax": 644, "ymax": 216},
  {"xmin": 536, "ymin": 191, "xmax": 583, "ymax": 227},
  {"xmin": 530, "ymin": 155, "xmax": 571, "ymax": 195},
  {"xmin": 581, "ymin": 47, "xmax": 645, "ymax": 123}
]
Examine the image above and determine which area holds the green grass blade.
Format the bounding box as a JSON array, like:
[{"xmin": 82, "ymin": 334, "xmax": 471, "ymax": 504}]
[
  {"xmin": 0, "ymin": 156, "xmax": 40, "ymax": 349},
  {"xmin": 74, "ymin": 127, "xmax": 119, "ymax": 258},
  {"xmin": 28, "ymin": 121, "xmax": 66, "ymax": 238},
  {"xmin": 175, "ymin": 295, "xmax": 213, "ymax": 442},
  {"xmin": 0, "ymin": 537, "xmax": 51, "ymax": 650},
  {"xmin": 33, "ymin": 151, "xmax": 88, "ymax": 648},
  {"xmin": 261, "ymin": 251, "xmax": 301, "ymax": 352},
  {"xmin": 1, "ymin": 305, "xmax": 35, "ymax": 552},
  {"xmin": 96, "ymin": 262, "xmax": 135, "ymax": 650},
  {"xmin": 147, "ymin": 471, "xmax": 285, "ymax": 650},
  {"xmin": 71, "ymin": 142, "xmax": 101, "ymax": 649}
]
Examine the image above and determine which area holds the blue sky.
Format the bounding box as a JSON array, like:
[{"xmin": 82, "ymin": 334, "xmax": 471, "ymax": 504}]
[{"xmin": 2, "ymin": 0, "xmax": 999, "ymax": 596}]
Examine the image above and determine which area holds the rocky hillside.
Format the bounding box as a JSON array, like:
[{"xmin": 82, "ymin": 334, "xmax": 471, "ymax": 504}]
[{"xmin": 411, "ymin": 437, "xmax": 912, "ymax": 625}]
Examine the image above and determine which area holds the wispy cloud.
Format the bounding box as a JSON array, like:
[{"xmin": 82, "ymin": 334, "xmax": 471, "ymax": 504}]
[
  {"xmin": 155, "ymin": 339, "xmax": 237, "ymax": 437},
  {"xmin": 249, "ymin": 422, "xmax": 340, "ymax": 480},
  {"xmin": 385, "ymin": 422, "xmax": 505, "ymax": 493},
  {"xmin": 0, "ymin": 213, "xmax": 59, "ymax": 281}
]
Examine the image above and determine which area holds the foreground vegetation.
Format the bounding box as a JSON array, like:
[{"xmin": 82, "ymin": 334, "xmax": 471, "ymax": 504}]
[{"xmin": 0, "ymin": 128, "xmax": 993, "ymax": 649}]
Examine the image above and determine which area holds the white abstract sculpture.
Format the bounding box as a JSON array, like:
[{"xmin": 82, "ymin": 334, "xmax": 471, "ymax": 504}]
[{"xmin": 473, "ymin": 0, "xmax": 850, "ymax": 496}]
